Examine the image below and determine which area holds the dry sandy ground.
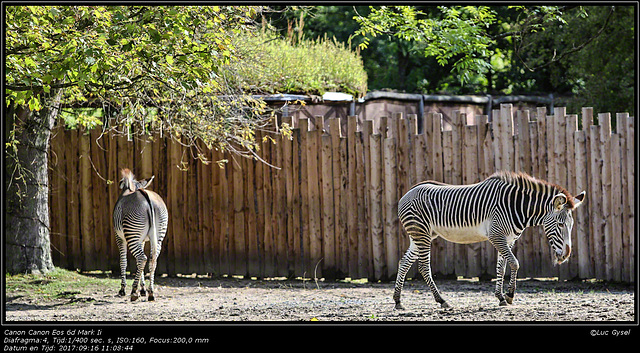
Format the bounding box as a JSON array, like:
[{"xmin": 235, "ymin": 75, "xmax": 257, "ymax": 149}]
[{"xmin": 5, "ymin": 275, "xmax": 635, "ymax": 322}]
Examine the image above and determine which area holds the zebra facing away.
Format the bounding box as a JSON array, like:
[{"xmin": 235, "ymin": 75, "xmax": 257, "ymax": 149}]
[
  {"xmin": 394, "ymin": 171, "xmax": 585, "ymax": 309},
  {"xmin": 113, "ymin": 168, "xmax": 169, "ymax": 301}
]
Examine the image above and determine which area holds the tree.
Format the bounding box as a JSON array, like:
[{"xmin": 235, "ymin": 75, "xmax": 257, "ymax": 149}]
[{"xmin": 5, "ymin": 5, "xmax": 268, "ymax": 274}]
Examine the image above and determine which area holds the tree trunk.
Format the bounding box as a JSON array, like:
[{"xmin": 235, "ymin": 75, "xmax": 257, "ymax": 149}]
[{"xmin": 5, "ymin": 90, "xmax": 62, "ymax": 274}]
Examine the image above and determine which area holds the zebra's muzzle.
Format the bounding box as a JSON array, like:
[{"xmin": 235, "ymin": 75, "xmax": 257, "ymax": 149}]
[{"xmin": 556, "ymin": 244, "xmax": 571, "ymax": 264}]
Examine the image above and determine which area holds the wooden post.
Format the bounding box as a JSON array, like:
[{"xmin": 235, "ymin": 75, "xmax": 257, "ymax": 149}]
[
  {"xmin": 616, "ymin": 113, "xmax": 629, "ymax": 282},
  {"xmin": 574, "ymin": 130, "xmax": 591, "ymax": 278},
  {"xmin": 610, "ymin": 132, "xmax": 622, "ymax": 282},
  {"xmin": 432, "ymin": 113, "xmax": 443, "ymax": 182},
  {"xmin": 589, "ymin": 125, "xmax": 604, "ymax": 279},
  {"xmin": 298, "ymin": 117, "xmax": 311, "ymax": 276},
  {"xmin": 89, "ymin": 128, "xmax": 108, "ymax": 270},
  {"xmin": 321, "ymin": 127, "xmax": 336, "ymax": 279},
  {"xmin": 346, "ymin": 116, "xmax": 358, "ymax": 277},
  {"xmin": 383, "ymin": 136, "xmax": 399, "ymax": 280},
  {"xmin": 291, "ymin": 123, "xmax": 302, "ymax": 277},
  {"xmin": 565, "ymin": 113, "xmax": 578, "ymax": 279},
  {"xmin": 599, "ymin": 113, "xmax": 612, "ymax": 280},
  {"xmin": 307, "ymin": 117, "xmax": 322, "ymax": 278},
  {"xmin": 369, "ymin": 132, "xmax": 385, "ymax": 280},
  {"xmin": 464, "ymin": 123, "xmax": 480, "ymax": 277},
  {"xmin": 626, "ymin": 116, "xmax": 635, "ymax": 281}
]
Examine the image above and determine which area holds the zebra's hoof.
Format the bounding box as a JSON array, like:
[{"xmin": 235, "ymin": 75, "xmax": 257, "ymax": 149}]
[
  {"xmin": 499, "ymin": 300, "xmax": 508, "ymax": 306},
  {"xmin": 118, "ymin": 289, "xmax": 126, "ymax": 297},
  {"xmin": 394, "ymin": 303, "xmax": 404, "ymax": 310},
  {"xmin": 131, "ymin": 294, "xmax": 139, "ymax": 302},
  {"xmin": 148, "ymin": 293, "xmax": 155, "ymax": 301},
  {"xmin": 505, "ymin": 295, "xmax": 514, "ymax": 304},
  {"xmin": 140, "ymin": 289, "xmax": 147, "ymax": 297},
  {"xmin": 440, "ymin": 301, "xmax": 451, "ymax": 309}
]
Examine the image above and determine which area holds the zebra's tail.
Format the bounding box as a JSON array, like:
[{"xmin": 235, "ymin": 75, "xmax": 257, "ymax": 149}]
[{"xmin": 138, "ymin": 189, "xmax": 159, "ymax": 257}]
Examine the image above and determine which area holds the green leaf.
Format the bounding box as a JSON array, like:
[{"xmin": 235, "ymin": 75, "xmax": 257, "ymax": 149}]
[{"xmin": 165, "ymin": 54, "xmax": 174, "ymax": 65}]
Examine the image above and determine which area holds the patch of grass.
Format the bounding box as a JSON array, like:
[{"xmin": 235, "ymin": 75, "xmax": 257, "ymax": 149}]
[
  {"xmin": 5, "ymin": 268, "xmax": 119, "ymax": 303},
  {"xmin": 233, "ymin": 30, "xmax": 368, "ymax": 98}
]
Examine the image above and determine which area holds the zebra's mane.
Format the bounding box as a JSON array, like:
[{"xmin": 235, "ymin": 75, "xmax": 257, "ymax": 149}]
[{"xmin": 488, "ymin": 171, "xmax": 576, "ymax": 209}]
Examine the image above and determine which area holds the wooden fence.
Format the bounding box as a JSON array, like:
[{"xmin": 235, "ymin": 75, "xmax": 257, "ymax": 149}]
[{"xmin": 48, "ymin": 104, "xmax": 635, "ymax": 282}]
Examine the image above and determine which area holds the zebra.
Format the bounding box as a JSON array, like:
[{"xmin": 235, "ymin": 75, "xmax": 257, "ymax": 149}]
[
  {"xmin": 393, "ymin": 171, "xmax": 585, "ymax": 309},
  {"xmin": 113, "ymin": 168, "xmax": 169, "ymax": 301}
]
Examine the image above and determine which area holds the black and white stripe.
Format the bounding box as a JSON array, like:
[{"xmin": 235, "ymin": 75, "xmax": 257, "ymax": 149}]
[
  {"xmin": 394, "ymin": 171, "xmax": 585, "ymax": 309},
  {"xmin": 113, "ymin": 170, "xmax": 168, "ymax": 301}
]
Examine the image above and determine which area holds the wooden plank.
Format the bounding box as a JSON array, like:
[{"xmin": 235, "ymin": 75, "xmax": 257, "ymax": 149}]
[
  {"xmin": 51, "ymin": 127, "xmax": 68, "ymax": 269},
  {"xmin": 106, "ymin": 133, "xmax": 120, "ymax": 272},
  {"xmin": 565, "ymin": 113, "xmax": 578, "ymax": 279},
  {"xmin": 432, "ymin": 113, "xmax": 443, "ymax": 182},
  {"xmin": 500, "ymin": 104, "xmax": 514, "ymax": 171},
  {"xmin": 626, "ymin": 117, "xmax": 635, "ymax": 282},
  {"xmin": 589, "ymin": 125, "xmax": 605, "ymax": 279},
  {"xmin": 338, "ymin": 126, "xmax": 349, "ymax": 277},
  {"xmin": 451, "ymin": 111, "xmax": 464, "ymax": 184},
  {"xmin": 79, "ymin": 130, "xmax": 95, "ymax": 270},
  {"xmin": 298, "ymin": 118, "xmax": 310, "ymax": 277},
  {"xmin": 321, "ymin": 130, "xmax": 336, "ymax": 279},
  {"xmin": 89, "ymin": 128, "xmax": 108, "ymax": 270},
  {"xmin": 574, "ymin": 130, "xmax": 591, "ymax": 279},
  {"xmin": 329, "ymin": 118, "xmax": 344, "ymax": 278},
  {"xmin": 616, "ymin": 113, "xmax": 629, "ymax": 282},
  {"xmin": 274, "ymin": 124, "xmax": 288, "ymax": 277},
  {"xmin": 307, "ymin": 119, "xmax": 322, "ymax": 278},
  {"xmin": 610, "ymin": 133, "xmax": 622, "ymax": 282},
  {"xmin": 546, "ymin": 112, "xmax": 555, "ymax": 185},
  {"xmin": 515, "ymin": 110, "xmax": 532, "ymax": 278},
  {"xmin": 291, "ymin": 125, "xmax": 303, "ymax": 277},
  {"xmin": 362, "ymin": 120, "xmax": 374, "ymax": 279},
  {"xmin": 481, "ymin": 116, "xmax": 495, "ymax": 278},
  {"xmin": 599, "ymin": 113, "xmax": 612, "ymax": 280},
  {"xmin": 369, "ymin": 132, "xmax": 385, "ymax": 280},
  {"xmin": 383, "ymin": 136, "xmax": 399, "ymax": 280},
  {"xmin": 346, "ymin": 116, "xmax": 358, "ymax": 277},
  {"xmin": 187, "ymin": 154, "xmax": 202, "ymax": 274},
  {"xmin": 280, "ymin": 117, "xmax": 295, "ymax": 278},
  {"xmin": 170, "ymin": 141, "xmax": 186, "ymax": 274},
  {"xmin": 463, "ymin": 124, "xmax": 480, "ymax": 277},
  {"xmin": 441, "ymin": 130, "xmax": 454, "ymax": 276},
  {"xmin": 396, "ymin": 113, "xmax": 411, "ymax": 262}
]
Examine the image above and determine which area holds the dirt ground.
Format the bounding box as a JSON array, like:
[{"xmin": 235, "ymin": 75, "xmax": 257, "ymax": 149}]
[{"xmin": 5, "ymin": 275, "xmax": 635, "ymax": 322}]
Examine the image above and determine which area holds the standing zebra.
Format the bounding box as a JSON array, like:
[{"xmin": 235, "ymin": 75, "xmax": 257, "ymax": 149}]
[
  {"xmin": 394, "ymin": 171, "xmax": 585, "ymax": 309},
  {"xmin": 113, "ymin": 168, "xmax": 169, "ymax": 301}
]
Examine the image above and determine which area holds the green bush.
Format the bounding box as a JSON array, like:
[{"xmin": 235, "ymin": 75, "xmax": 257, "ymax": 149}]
[{"xmin": 232, "ymin": 30, "xmax": 368, "ymax": 98}]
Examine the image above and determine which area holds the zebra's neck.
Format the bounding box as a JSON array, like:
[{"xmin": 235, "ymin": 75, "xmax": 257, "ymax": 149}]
[{"xmin": 503, "ymin": 177, "xmax": 556, "ymax": 231}]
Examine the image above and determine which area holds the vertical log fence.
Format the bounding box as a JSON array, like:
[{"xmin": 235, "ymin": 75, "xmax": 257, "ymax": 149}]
[{"xmin": 48, "ymin": 104, "xmax": 635, "ymax": 282}]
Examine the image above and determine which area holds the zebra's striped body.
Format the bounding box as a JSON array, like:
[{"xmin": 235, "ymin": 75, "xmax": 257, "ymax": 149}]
[
  {"xmin": 394, "ymin": 171, "xmax": 585, "ymax": 309},
  {"xmin": 113, "ymin": 169, "xmax": 168, "ymax": 301}
]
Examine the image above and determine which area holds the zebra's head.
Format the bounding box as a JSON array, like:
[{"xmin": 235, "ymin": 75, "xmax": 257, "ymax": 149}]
[
  {"xmin": 543, "ymin": 191, "xmax": 586, "ymax": 265},
  {"xmin": 119, "ymin": 168, "xmax": 154, "ymax": 195}
]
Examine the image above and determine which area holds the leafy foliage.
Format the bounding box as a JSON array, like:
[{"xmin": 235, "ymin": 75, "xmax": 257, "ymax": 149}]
[
  {"xmin": 354, "ymin": 6, "xmax": 497, "ymax": 85},
  {"xmin": 233, "ymin": 28, "xmax": 368, "ymax": 97},
  {"xmin": 5, "ymin": 5, "xmax": 279, "ymax": 164}
]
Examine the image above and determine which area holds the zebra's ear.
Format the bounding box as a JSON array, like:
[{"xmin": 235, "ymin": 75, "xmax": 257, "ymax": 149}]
[
  {"xmin": 139, "ymin": 175, "xmax": 154, "ymax": 189},
  {"xmin": 553, "ymin": 193, "xmax": 567, "ymax": 211},
  {"xmin": 573, "ymin": 191, "xmax": 586, "ymax": 208}
]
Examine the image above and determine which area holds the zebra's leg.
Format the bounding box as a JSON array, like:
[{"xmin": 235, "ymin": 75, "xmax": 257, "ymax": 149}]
[
  {"xmin": 139, "ymin": 272, "xmax": 146, "ymax": 297},
  {"xmin": 147, "ymin": 240, "xmax": 162, "ymax": 301},
  {"xmin": 492, "ymin": 240, "xmax": 519, "ymax": 306},
  {"xmin": 129, "ymin": 243, "xmax": 148, "ymax": 302},
  {"xmin": 416, "ymin": 237, "xmax": 450, "ymax": 309},
  {"xmin": 115, "ymin": 235, "xmax": 127, "ymax": 297},
  {"xmin": 393, "ymin": 239, "xmax": 418, "ymax": 310},
  {"xmin": 504, "ymin": 242, "xmax": 519, "ymax": 304},
  {"xmin": 495, "ymin": 253, "xmax": 508, "ymax": 305}
]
